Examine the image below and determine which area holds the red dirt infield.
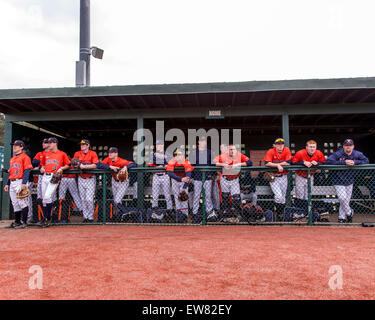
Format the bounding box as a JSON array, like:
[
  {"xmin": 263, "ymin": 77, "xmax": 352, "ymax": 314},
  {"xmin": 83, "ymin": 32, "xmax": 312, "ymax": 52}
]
[{"xmin": 0, "ymin": 225, "xmax": 374, "ymax": 300}]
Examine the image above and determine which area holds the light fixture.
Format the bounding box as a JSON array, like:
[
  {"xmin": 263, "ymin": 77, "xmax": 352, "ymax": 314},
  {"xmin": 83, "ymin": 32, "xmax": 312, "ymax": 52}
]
[{"xmin": 91, "ymin": 46, "xmax": 104, "ymax": 59}]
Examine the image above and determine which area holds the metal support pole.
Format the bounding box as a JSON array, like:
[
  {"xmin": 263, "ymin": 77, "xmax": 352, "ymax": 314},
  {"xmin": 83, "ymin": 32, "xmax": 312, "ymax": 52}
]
[
  {"xmin": 307, "ymin": 169, "xmax": 313, "ymax": 226},
  {"xmin": 102, "ymin": 173, "xmax": 106, "ymax": 223},
  {"xmin": 282, "ymin": 112, "xmax": 290, "ymax": 147},
  {"xmin": 1, "ymin": 121, "xmax": 12, "ymax": 220},
  {"xmin": 79, "ymin": 0, "xmax": 90, "ymax": 86},
  {"xmin": 137, "ymin": 117, "xmax": 144, "ymax": 210}
]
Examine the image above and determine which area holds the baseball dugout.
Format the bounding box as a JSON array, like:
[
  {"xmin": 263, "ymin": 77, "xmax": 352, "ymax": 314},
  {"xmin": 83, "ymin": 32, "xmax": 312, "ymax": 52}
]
[{"xmin": 3, "ymin": 164, "xmax": 375, "ymax": 226}]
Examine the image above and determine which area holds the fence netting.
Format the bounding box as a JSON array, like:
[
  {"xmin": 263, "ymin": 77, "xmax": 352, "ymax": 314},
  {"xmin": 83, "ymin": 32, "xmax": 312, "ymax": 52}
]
[{"xmin": 17, "ymin": 165, "xmax": 375, "ymax": 225}]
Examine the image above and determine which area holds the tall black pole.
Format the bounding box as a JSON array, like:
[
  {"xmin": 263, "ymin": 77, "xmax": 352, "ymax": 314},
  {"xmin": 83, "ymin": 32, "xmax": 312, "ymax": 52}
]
[{"xmin": 79, "ymin": 0, "xmax": 90, "ymax": 86}]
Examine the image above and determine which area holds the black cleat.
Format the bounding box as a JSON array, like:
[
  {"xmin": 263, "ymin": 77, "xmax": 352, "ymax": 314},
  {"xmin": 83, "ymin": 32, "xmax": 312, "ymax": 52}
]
[
  {"xmin": 346, "ymin": 215, "xmax": 353, "ymax": 223},
  {"xmin": 14, "ymin": 223, "xmax": 27, "ymax": 229},
  {"xmin": 338, "ymin": 219, "xmax": 347, "ymax": 223}
]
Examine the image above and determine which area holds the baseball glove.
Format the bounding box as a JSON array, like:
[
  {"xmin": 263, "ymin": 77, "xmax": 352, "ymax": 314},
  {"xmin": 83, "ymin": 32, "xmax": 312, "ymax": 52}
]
[
  {"xmin": 178, "ymin": 190, "xmax": 189, "ymax": 202},
  {"xmin": 71, "ymin": 158, "xmax": 81, "ymax": 169},
  {"xmin": 263, "ymin": 171, "xmax": 276, "ymax": 183},
  {"xmin": 50, "ymin": 172, "xmax": 62, "ymax": 184},
  {"xmin": 16, "ymin": 187, "xmax": 31, "ymax": 199},
  {"xmin": 116, "ymin": 167, "xmax": 128, "ymax": 182}
]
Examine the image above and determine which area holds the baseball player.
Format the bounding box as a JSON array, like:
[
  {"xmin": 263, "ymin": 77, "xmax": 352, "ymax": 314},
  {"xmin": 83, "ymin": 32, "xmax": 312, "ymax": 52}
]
[
  {"xmin": 264, "ymin": 138, "xmax": 292, "ymax": 220},
  {"xmin": 58, "ymin": 156, "xmax": 83, "ymax": 222},
  {"xmin": 214, "ymin": 144, "xmax": 252, "ymax": 219},
  {"xmin": 32, "ymin": 138, "xmax": 50, "ymax": 219},
  {"xmin": 212, "ymin": 144, "xmax": 228, "ymax": 211},
  {"xmin": 38, "ymin": 137, "xmax": 70, "ymax": 227},
  {"xmin": 96, "ymin": 147, "xmax": 136, "ymax": 213},
  {"xmin": 74, "ymin": 139, "xmax": 99, "ymax": 223},
  {"xmin": 189, "ymin": 136, "xmax": 216, "ymax": 223},
  {"xmin": 166, "ymin": 150, "xmax": 194, "ymax": 222},
  {"xmin": 148, "ymin": 140, "xmax": 173, "ymax": 211},
  {"xmin": 326, "ymin": 139, "xmax": 369, "ymax": 223},
  {"xmin": 4, "ymin": 140, "xmax": 33, "ymax": 228},
  {"xmin": 292, "ymin": 140, "xmax": 326, "ymax": 211},
  {"xmin": 22, "ymin": 147, "xmax": 34, "ymax": 223}
]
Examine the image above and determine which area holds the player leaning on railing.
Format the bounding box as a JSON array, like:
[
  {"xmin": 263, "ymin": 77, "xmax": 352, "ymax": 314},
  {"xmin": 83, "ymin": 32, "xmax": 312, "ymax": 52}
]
[{"xmin": 326, "ymin": 139, "xmax": 369, "ymax": 223}]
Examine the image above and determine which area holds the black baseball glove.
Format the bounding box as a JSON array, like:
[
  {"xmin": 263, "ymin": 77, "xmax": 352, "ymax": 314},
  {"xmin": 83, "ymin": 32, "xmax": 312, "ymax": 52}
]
[{"xmin": 178, "ymin": 190, "xmax": 189, "ymax": 202}]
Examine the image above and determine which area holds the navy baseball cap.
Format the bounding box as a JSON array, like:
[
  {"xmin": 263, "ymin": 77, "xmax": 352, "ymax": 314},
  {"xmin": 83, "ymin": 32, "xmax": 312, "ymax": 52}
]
[
  {"xmin": 108, "ymin": 147, "xmax": 118, "ymax": 153},
  {"xmin": 155, "ymin": 140, "xmax": 164, "ymax": 145},
  {"xmin": 48, "ymin": 137, "xmax": 58, "ymax": 144},
  {"xmin": 80, "ymin": 139, "xmax": 90, "ymax": 145},
  {"xmin": 174, "ymin": 149, "xmax": 183, "ymax": 156},
  {"xmin": 42, "ymin": 138, "xmax": 49, "ymax": 143},
  {"xmin": 343, "ymin": 139, "xmax": 354, "ymax": 146},
  {"xmin": 12, "ymin": 140, "xmax": 25, "ymax": 147}
]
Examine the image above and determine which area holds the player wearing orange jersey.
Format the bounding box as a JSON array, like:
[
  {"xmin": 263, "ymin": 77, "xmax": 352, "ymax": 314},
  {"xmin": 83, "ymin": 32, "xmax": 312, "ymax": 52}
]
[
  {"xmin": 292, "ymin": 140, "xmax": 326, "ymax": 209},
  {"xmin": 166, "ymin": 150, "xmax": 194, "ymax": 222},
  {"xmin": 264, "ymin": 138, "xmax": 292, "ymax": 220},
  {"xmin": 74, "ymin": 139, "xmax": 99, "ymax": 223},
  {"xmin": 38, "ymin": 137, "xmax": 70, "ymax": 227},
  {"xmin": 96, "ymin": 147, "xmax": 136, "ymax": 215},
  {"xmin": 214, "ymin": 144, "xmax": 252, "ymax": 220},
  {"xmin": 4, "ymin": 140, "xmax": 33, "ymax": 228}
]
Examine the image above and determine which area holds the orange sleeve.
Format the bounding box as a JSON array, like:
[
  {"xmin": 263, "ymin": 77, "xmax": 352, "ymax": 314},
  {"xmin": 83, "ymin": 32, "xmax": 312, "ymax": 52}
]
[
  {"xmin": 101, "ymin": 157, "xmax": 110, "ymax": 165},
  {"xmin": 318, "ymin": 151, "xmax": 326, "ymax": 163},
  {"xmin": 264, "ymin": 149, "xmax": 273, "ymax": 162},
  {"xmin": 284, "ymin": 148, "xmax": 292, "ymax": 161},
  {"xmin": 34, "ymin": 152, "xmax": 42, "ymax": 161},
  {"xmin": 73, "ymin": 151, "xmax": 79, "ymax": 159},
  {"xmin": 91, "ymin": 151, "xmax": 99, "ymax": 164},
  {"xmin": 166, "ymin": 159, "xmax": 176, "ymax": 172},
  {"xmin": 24, "ymin": 155, "xmax": 33, "ymax": 170},
  {"xmin": 292, "ymin": 151, "xmax": 302, "ymax": 164},
  {"xmin": 121, "ymin": 159, "xmax": 132, "ymax": 167},
  {"xmin": 213, "ymin": 155, "xmax": 221, "ymax": 163},
  {"xmin": 240, "ymin": 153, "xmax": 250, "ymax": 162},
  {"xmin": 184, "ymin": 160, "xmax": 194, "ymax": 172},
  {"xmin": 62, "ymin": 152, "xmax": 70, "ymax": 166}
]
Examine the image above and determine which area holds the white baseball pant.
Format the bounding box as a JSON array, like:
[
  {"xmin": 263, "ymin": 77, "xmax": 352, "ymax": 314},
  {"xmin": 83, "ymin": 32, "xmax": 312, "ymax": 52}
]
[
  {"xmin": 172, "ymin": 179, "xmax": 189, "ymax": 216},
  {"xmin": 152, "ymin": 173, "xmax": 172, "ymax": 209},
  {"xmin": 193, "ymin": 179, "xmax": 213, "ymax": 215},
  {"xmin": 27, "ymin": 181, "xmax": 33, "ymax": 219},
  {"xmin": 59, "ymin": 177, "xmax": 83, "ymax": 211},
  {"xmin": 295, "ymin": 174, "xmax": 314, "ymax": 200},
  {"xmin": 212, "ymin": 175, "xmax": 221, "ymax": 210},
  {"xmin": 9, "ymin": 179, "xmax": 29, "ymax": 212},
  {"xmin": 78, "ymin": 176, "xmax": 96, "ymax": 220},
  {"xmin": 334, "ymin": 184, "xmax": 354, "ymax": 220},
  {"xmin": 270, "ymin": 175, "xmax": 288, "ymax": 204},
  {"xmin": 111, "ymin": 177, "xmax": 129, "ymax": 204},
  {"xmin": 41, "ymin": 174, "xmax": 58, "ymax": 206},
  {"xmin": 220, "ymin": 176, "xmax": 241, "ymax": 195},
  {"xmin": 37, "ymin": 175, "xmax": 43, "ymax": 199}
]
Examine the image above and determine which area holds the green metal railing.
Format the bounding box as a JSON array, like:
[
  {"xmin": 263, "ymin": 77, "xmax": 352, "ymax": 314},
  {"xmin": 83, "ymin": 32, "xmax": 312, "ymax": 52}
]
[{"xmin": 1, "ymin": 164, "xmax": 374, "ymax": 225}]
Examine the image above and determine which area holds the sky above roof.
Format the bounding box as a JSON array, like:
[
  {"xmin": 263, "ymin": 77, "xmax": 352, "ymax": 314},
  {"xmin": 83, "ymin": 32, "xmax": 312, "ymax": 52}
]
[{"xmin": 1, "ymin": 0, "xmax": 375, "ymax": 89}]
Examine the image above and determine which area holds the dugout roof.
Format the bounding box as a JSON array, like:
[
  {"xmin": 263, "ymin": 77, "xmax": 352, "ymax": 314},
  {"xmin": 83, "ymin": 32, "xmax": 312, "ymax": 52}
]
[{"xmin": 1, "ymin": 77, "xmax": 375, "ymax": 114}]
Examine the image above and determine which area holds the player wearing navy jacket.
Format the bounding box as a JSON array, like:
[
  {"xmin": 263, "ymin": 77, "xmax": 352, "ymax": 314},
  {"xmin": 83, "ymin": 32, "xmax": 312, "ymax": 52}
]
[{"xmin": 326, "ymin": 139, "xmax": 369, "ymax": 223}]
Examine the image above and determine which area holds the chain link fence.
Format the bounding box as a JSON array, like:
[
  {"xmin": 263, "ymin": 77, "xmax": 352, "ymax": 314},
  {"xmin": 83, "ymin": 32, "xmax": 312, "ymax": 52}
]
[{"xmin": 3, "ymin": 165, "xmax": 375, "ymax": 225}]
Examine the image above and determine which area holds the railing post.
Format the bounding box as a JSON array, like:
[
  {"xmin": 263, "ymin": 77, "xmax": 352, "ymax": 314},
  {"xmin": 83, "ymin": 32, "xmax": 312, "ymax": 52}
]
[
  {"xmin": 102, "ymin": 172, "xmax": 107, "ymax": 224},
  {"xmin": 202, "ymin": 171, "xmax": 206, "ymax": 226},
  {"xmin": 307, "ymin": 168, "xmax": 312, "ymax": 226}
]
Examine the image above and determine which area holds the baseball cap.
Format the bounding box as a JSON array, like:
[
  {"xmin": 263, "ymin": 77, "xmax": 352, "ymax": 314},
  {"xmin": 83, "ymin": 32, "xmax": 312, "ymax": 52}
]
[
  {"xmin": 274, "ymin": 138, "xmax": 285, "ymax": 144},
  {"xmin": 155, "ymin": 140, "xmax": 164, "ymax": 145},
  {"xmin": 174, "ymin": 149, "xmax": 183, "ymax": 156},
  {"xmin": 12, "ymin": 140, "xmax": 25, "ymax": 148},
  {"xmin": 108, "ymin": 147, "xmax": 118, "ymax": 153},
  {"xmin": 42, "ymin": 138, "xmax": 49, "ymax": 143},
  {"xmin": 80, "ymin": 139, "xmax": 90, "ymax": 145},
  {"xmin": 48, "ymin": 137, "xmax": 58, "ymax": 144},
  {"xmin": 343, "ymin": 139, "xmax": 354, "ymax": 146}
]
